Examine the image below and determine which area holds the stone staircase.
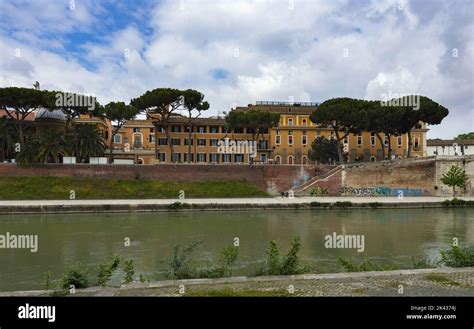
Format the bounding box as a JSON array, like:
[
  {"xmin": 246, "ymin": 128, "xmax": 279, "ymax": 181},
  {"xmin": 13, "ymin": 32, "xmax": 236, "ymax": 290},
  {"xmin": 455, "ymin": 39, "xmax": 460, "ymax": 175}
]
[{"xmin": 290, "ymin": 165, "xmax": 342, "ymax": 196}]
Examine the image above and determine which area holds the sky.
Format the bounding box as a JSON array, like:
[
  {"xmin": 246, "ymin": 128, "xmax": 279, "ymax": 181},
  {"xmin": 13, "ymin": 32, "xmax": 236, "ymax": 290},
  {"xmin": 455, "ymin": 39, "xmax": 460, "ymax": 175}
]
[{"xmin": 0, "ymin": 0, "xmax": 473, "ymax": 139}]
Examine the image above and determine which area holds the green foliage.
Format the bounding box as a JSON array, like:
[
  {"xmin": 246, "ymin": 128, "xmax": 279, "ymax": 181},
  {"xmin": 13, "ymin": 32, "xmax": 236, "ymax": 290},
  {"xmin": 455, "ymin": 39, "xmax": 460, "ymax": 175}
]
[
  {"xmin": 97, "ymin": 255, "xmax": 121, "ymax": 287},
  {"xmin": 441, "ymin": 165, "xmax": 468, "ymax": 195},
  {"xmin": 0, "ymin": 177, "xmax": 268, "ymax": 200},
  {"xmin": 264, "ymin": 236, "xmax": 304, "ymax": 275},
  {"xmin": 167, "ymin": 201, "xmax": 190, "ymax": 210},
  {"xmin": 74, "ymin": 125, "xmax": 106, "ymax": 162},
  {"xmin": 337, "ymin": 257, "xmax": 399, "ymax": 272},
  {"xmin": 309, "ymin": 187, "xmax": 329, "ymax": 196},
  {"xmin": 332, "ymin": 201, "xmax": 352, "ymax": 208},
  {"xmin": 61, "ymin": 263, "xmax": 89, "ymax": 289},
  {"xmin": 442, "ymin": 198, "xmax": 474, "ymax": 207},
  {"xmin": 123, "ymin": 259, "xmax": 135, "ymax": 284},
  {"xmin": 309, "ymin": 201, "xmax": 330, "ymax": 208},
  {"xmin": 455, "ymin": 132, "xmax": 474, "ymax": 140},
  {"xmin": 0, "ymin": 117, "xmax": 17, "ymax": 162},
  {"xmin": 16, "ymin": 128, "xmax": 67, "ymax": 164},
  {"xmin": 44, "ymin": 271, "xmax": 52, "ymax": 290},
  {"xmin": 219, "ymin": 245, "xmax": 239, "ymax": 276},
  {"xmin": 440, "ymin": 245, "xmax": 474, "ymax": 267},
  {"xmin": 368, "ymin": 202, "xmax": 382, "ymax": 208},
  {"xmin": 411, "ymin": 256, "xmax": 438, "ymax": 269},
  {"xmin": 308, "ymin": 137, "xmax": 340, "ymax": 164},
  {"xmin": 166, "ymin": 240, "xmax": 202, "ymax": 279}
]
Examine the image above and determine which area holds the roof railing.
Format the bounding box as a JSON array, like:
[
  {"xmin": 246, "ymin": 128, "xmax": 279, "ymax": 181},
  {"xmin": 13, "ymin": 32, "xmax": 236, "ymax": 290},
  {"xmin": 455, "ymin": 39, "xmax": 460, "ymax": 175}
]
[{"xmin": 255, "ymin": 101, "xmax": 319, "ymax": 107}]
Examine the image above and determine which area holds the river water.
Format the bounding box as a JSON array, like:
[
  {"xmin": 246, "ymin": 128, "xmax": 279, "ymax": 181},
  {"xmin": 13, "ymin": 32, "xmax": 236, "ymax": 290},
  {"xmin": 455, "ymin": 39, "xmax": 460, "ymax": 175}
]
[{"xmin": 0, "ymin": 208, "xmax": 472, "ymax": 291}]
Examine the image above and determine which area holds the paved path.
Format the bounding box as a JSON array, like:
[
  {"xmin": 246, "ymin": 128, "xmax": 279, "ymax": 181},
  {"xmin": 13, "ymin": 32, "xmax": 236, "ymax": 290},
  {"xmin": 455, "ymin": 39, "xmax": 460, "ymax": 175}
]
[
  {"xmin": 2, "ymin": 268, "xmax": 473, "ymax": 297},
  {"xmin": 1, "ymin": 196, "xmax": 473, "ymax": 206}
]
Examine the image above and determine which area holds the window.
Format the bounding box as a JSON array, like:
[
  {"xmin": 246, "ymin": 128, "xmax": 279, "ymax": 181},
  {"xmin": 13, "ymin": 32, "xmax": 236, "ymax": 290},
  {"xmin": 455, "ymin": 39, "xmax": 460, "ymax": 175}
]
[
  {"xmin": 149, "ymin": 134, "xmax": 155, "ymax": 143},
  {"xmin": 172, "ymin": 126, "xmax": 181, "ymax": 133},
  {"xmin": 210, "ymin": 126, "xmax": 219, "ymax": 133},
  {"xmin": 275, "ymin": 135, "xmax": 281, "ymax": 145},
  {"xmin": 158, "ymin": 138, "xmax": 168, "ymax": 145},
  {"xmin": 302, "ymin": 135, "xmax": 307, "ymax": 146},
  {"xmin": 222, "ymin": 154, "xmax": 231, "ymax": 163},
  {"xmin": 198, "ymin": 126, "xmax": 206, "ymax": 133},
  {"xmin": 172, "ymin": 153, "xmax": 181, "ymax": 162},
  {"xmin": 233, "ymin": 127, "xmax": 243, "ymax": 134},
  {"xmin": 184, "ymin": 153, "xmax": 194, "ymax": 162},
  {"xmin": 150, "ymin": 128, "xmax": 154, "ymax": 133},
  {"xmin": 210, "ymin": 153, "xmax": 219, "ymax": 163},
  {"xmin": 384, "ymin": 136, "xmax": 389, "ymax": 146},
  {"xmin": 171, "ymin": 138, "xmax": 181, "ymax": 145},
  {"xmin": 357, "ymin": 133, "xmax": 362, "ymax": 146},
  {"xmin": 288, "ymin": 156, "xmax": 294, "ymax": 165},
  {"xmin": 302, "ymin": 155, "xmax": 308, "ymax": 164},
  {"xmin": 370, "ymin": 133, "xmax": 376, "ymax": 146},
  {"xmin": 210, "ymin": 138, "xmax": 219, "ymax": 146},
  {"xmin": 288, "ymin": 118, "xmax": 293, "ymax": 126},
  {"xmin": 234, "ymin": 154, "xmax": 244, "ymax": 163},
  {"xmin": 197, "ymin": 138, "xmax": 206, "ymax": 146},
  {"xmin": 113, "ymin": 134, "xmax": 122, "ymax": 144},
  {"xmin": 157, "ymin": 126, "xmax": 165, "ymax": 133},
  {"xmin": 184, "ymin": 139, "xmax": 193, "ymax": 146},
  {"xmin": 302, "ymin": 118, "xmax": 307, "ymax": 126},
  {"xmin": 413, "ymin": 137, "xmax": 420, "ymax": 149},
  {"xmin": 397, "ymin": 136, "xmax": 402, "ymax": 147},
  {"xmin": 133, "ymin": 127, "xmax": 140, "ymax": 133},
  {"xmin": 370, "ymin": 156, "xmax": 376, "ymax": 162},
  {"xmin": 124, "ymin": 137, "xmax": 128, "ymax": 144},
  {"xmin": 288, "ymin": 135, "xmax": 293, "ymax": 145},
  {"xmin": 197, "ymin": 153, "xmax": 206, "ymax": 163},
  {"xmin": 158, "ymin": 153, "xmax": 166, "ymax": 162},
  {"xmin": 275, "ymin": 155, "xmax": 281, "ymax": 164}
]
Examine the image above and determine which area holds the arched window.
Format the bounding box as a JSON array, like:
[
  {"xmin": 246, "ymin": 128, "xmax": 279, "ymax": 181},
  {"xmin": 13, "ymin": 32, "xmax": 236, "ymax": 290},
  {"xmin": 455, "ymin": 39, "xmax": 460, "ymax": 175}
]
[
  {"xmin": 275, "ymin": 155, "xmax": 281, "ymax": 165},
  {"xmin": 302, "ymin": 155, "xmax": 308, "ymax": 165},
  {"xmin": 288, "ymin": 155, "xmax": 294, "ymax": 165}
]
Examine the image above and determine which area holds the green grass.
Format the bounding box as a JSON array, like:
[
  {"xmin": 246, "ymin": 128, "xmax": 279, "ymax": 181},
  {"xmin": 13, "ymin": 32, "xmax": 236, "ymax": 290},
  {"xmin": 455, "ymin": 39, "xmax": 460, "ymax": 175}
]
[
  {"xmin": 425, "ymin": 274, "xmax": 461, "ymax": 286},
  {"xmin": 0, "ymin": 176, "xmax": 268, "ymax": 200},
  {"xmin": 184, "ymin": 288, "xmax": 292, "ymax": 297}
]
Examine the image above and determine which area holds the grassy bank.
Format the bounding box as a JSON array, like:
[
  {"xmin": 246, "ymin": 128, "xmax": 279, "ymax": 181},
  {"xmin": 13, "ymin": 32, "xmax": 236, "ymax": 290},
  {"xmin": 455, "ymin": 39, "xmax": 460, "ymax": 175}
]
[{"xmin": 0, "ymin": 176, "xmax": 268, "ymax": 200}]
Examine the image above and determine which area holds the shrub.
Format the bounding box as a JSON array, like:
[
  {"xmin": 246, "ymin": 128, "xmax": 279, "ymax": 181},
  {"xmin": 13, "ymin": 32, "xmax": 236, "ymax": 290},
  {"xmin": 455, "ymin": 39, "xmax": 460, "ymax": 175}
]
[
  {"xmin": 61, "ymin": 263, "xmax": 89, "ymax": 289},
  {"xmin": 97, "ymin": 255, "xmax": 121, "ymax": 286},
  {"xmin": 166, "ymin": 240, "xmax": 202, "ymax": 279},
  {"xmin": 123, "ymin": 259, "xmax": 135, "ymax": 284},
  {"xmin": 338, "ymin": 257, "xmax": 399, "ymax": 272},
  {"xmin": 219, "ymin": 245, "xmax": 239, "ymax": 277},
  {"xmin": 332, "ymin": 201, "xmax": 352, "ymax": 208},
  {"xmin": 309, "ymin": 187, "xmax": 328, "ymax": 196},
  {"xmin": 440, "ymin": 245, "xmax": 474, "ymax": 267},
  {"xmin": 411, "ymin": 256, "xmax": 438, "ymax": 269},
  {"xmin": 264, "ymin": 236, "xmax": 304, "ymax": 275},
  {"xmin": 309, "ymin": 201, "xmax": 329, "ymax": 208}
]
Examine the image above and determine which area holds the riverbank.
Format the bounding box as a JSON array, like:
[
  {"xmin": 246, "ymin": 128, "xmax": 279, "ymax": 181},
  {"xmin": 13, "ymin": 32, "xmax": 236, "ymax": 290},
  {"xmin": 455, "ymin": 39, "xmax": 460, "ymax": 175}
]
[
  {"xmin": 2, "ymin": 267, "xmax": 472, "ymax": 297},
  {"xmin": 0, "ymin": 176, "xmax": 268, "ymax": 200},
  {"xmin": 0, "ymin": 196, "xmax": 473, "ymax": 214}
]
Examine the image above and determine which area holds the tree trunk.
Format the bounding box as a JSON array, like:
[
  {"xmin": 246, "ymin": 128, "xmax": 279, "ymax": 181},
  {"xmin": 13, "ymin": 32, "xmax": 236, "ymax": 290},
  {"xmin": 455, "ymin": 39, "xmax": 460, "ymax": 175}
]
[
  {"xmin": 333, "ymin": 128, "xmax": 344, "ymax": 164},
  {"xmin": 375, "ymin": 132, "xmax": 385, "ymax": 160},
  {"xmin": 387, "ymin": 134, "xmax": 392, "ymax": 160},
  {"xmin": 108, "ymin": 138, "xmax": 114, "ymax": 164},
  {"xmin": 165, "ymin": 124, "xmax": 174, "ymax": 163},
  {"xmin": 406, "ymin": 131, "xmax": 412, "ymax": 158}
]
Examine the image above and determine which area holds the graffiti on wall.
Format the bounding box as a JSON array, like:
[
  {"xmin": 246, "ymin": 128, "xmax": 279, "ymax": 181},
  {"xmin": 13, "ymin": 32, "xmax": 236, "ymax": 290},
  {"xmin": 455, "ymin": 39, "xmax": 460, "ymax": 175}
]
[{"xmin": 339, "ymin": 186, "xmax": 423, "ymax": 196}]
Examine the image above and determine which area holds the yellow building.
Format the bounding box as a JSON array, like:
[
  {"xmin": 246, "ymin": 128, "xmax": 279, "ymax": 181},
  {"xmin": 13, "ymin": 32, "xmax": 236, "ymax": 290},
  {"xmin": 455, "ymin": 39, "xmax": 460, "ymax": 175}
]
[{"xmin": 112, "ymin": 101, "xmax": 428, "ymax": 165}]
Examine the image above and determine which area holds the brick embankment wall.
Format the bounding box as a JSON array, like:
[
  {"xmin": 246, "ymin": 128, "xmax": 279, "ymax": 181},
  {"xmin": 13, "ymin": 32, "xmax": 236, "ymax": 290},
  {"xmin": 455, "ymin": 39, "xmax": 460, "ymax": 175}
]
[{"xmin": 0, "ymin": 164, "xmax": 325, "ymax": 195}]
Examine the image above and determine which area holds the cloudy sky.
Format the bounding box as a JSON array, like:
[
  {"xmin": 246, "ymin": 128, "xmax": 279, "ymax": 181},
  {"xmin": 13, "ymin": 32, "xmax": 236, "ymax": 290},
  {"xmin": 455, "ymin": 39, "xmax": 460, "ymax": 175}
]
[{"xmin": 0, "ymin": 0, "xmax": 472, "ymax": 138}]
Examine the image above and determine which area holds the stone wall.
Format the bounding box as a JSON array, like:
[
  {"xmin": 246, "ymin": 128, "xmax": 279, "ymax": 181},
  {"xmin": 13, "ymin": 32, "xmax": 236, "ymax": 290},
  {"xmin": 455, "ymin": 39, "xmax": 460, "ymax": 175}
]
[
  {"xmin": 340, "ymin": 156, "xmax": 474, "ymax": 197},
  {"xmin": 0, "ymin": 163, "xmax": 322, "ymax": 196}
]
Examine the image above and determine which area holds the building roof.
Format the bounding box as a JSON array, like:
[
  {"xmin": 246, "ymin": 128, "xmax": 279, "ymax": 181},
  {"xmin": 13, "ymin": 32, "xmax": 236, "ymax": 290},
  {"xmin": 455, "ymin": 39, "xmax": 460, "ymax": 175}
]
[
  {"xmin": 427, "ymin": 139, "xmax": 474, "ymax": 146},
  {"xmin": 233, "ymin": 101, "xmax": 318, "ymax": 115},
  {"xmin": 0, "ymin": 108, "xmax": 36, "ymax": 121},
  {"xmin": 35, "ymin": 108, "xmax": 67, "ymax": 122}
]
